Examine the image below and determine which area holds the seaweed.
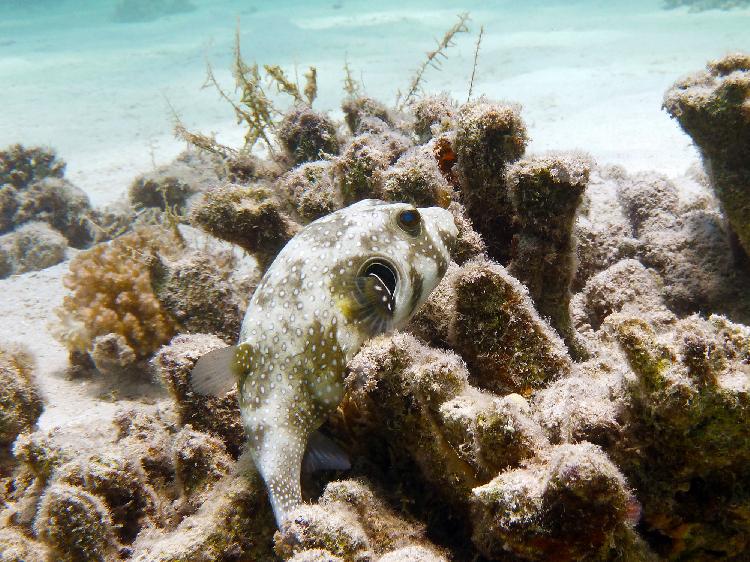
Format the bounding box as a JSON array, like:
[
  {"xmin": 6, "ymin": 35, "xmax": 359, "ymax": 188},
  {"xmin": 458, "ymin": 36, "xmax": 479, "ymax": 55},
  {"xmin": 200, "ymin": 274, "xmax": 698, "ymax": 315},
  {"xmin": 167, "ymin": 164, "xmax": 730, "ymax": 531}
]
[{"xmin": 397, "ymin": 12, "xmax": 470, "ymax": 110}]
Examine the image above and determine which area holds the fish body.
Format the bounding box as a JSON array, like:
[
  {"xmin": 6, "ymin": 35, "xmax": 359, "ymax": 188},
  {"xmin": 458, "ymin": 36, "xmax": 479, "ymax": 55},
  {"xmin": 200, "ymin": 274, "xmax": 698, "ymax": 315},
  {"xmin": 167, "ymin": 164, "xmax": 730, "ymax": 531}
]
[{"xmin": 192, "ymin": 199, "xmax": 457, "ymax": 525}]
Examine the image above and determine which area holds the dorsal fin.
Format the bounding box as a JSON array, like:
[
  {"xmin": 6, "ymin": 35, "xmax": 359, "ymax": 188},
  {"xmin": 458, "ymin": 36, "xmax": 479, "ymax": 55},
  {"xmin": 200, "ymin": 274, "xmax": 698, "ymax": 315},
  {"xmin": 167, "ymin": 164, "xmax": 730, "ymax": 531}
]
[
  {"xmin": 302, "ymin": 431, "xmax": 351, "ymax": 474},
  {"xmin": 190, "ymin": 345, "xmax": 238, "ymax": 396}
]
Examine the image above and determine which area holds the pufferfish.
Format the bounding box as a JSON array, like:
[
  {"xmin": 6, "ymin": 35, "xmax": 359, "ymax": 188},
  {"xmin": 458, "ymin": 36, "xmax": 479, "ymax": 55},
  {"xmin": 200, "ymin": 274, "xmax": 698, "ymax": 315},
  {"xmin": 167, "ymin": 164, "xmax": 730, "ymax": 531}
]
[{"xmin": 191, "ymin": 199, "xmax": 457, "ymax": 526}]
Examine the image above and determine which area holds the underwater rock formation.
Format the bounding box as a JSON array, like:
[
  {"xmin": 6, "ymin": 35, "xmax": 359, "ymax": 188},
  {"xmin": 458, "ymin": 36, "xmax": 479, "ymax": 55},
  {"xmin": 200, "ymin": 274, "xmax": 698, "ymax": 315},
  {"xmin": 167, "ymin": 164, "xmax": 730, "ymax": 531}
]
[
  {"xmin": 0, "ymin": 221, "xmax": 67, "ymax": 278},
  {"xmin": 333, "ymin": 131, "xmax": 412, "ymax": 205},
  {"xmin": 341, "ymin": 96, "xmax": 393, "ymax": 134},
  {"xmin": 453, "ymin": 99, "xmax": 528, "ymax": 262},
  {"xmin": 278, "ymin": 105, "xmax": 340, "ymax": 165},
  {"xmin": 276, "ymin": 161, "xmax": 338, "ymax": 222},
  {"xmin": 664, "ymin": 53, "xmax": 750, "ymax": 257},
  {"xmin": 0, "ymin": 527, "xmax": 49, "ymax": 562},
  {"xmin": 150, "ymin": 249, "xmax": 248, "ymax": 343},
  {"xmin": 33, "ymin": 483, "xmax": 119, "ymax": 562},
  {"xmin": 153, "ymin": 333, "xmax": 245, "ymax": 455},
  {"xmin": 411, "ymin": 94, "xmax": 456, "ymax": 143},
  {"xmin": 275, "ymin": 479, "xmax": 449, "ymax": 561},
  {"xmin": 190, "ymin": 184, "xmax": 299, "ymax": 271},
  {"xmin": 507, "ymin": 153, "xmax": 591, "ymax": 358},
  {"xmin": 128, "ymin": 150, "xmax": 220, "ymax": 212},
  {"xmin": 470, "ymin": 443, "xmax": 634, "ymax": 561},
  {"xmin": 411, "ymin": 258, "xmax": 571, "ymax": 395},
  {"xmin": 33, "ymin": 57, "xmax": 750, "ymax": 560},
  {"xmin": 379, "ymin": 146, "xmax": 453, "ymax": 207},
  {"xmin": 0, "ymin": 144, "xmax": 65, "ymax": 191},
  {"xmin": 0, "ymin": 145, "xmax": 93, "ymax": 247},
  {"xmin": 0, "ymin": 345, "xmax": 42, "ymax": 451}
]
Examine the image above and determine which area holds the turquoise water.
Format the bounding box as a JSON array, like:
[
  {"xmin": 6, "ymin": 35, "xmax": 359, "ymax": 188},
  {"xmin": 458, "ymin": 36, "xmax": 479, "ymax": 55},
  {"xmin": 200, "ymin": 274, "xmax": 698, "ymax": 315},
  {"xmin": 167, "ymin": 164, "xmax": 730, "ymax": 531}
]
[{"xmin": 1, "ymin": 0, "xmax": 749, "ymax": 202}]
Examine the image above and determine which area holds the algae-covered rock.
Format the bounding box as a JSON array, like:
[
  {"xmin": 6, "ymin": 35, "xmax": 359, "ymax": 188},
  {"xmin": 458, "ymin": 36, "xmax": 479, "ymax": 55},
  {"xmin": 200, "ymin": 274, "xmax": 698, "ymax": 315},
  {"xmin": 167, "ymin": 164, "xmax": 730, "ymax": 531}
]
[
  {"xmin": 277, "ymin": 161, "xmax": 339, "ymax": 222},
  {"xmin": 664, "ymin": 53, "xmax": 750, "ymax": 257},
  {"xmin": 0, "ymin": 222, "xmax": 67, "ymax": 277},
  {"xmin": 33, "ymin": 483, "xmax": 119, "ymax": 562},
  {"xmin": 278, "ymin": 105, "xmax": 340, "ymax": 165},
  {"xmin": 172, "ymin": 426, "xmax": 232, "ymax": 498},
  {"xmin": 471, "ymin": 443, "xmax": 633, "ymax": 561},
  {"xmin": 0, "ymin": 345, "xmax": 42, "ymax": 448},
  {"xmin": 379, "ymin": 147, "xmax": 453, "ymax": 208},
  {"xmin": 131, "ymin": 472, "xmax": 276, "ymax": 561},
  {"xmin": 190, "ymin": 183, "xmax": 299, "ymax": 270},
  {"xmin": 0, "ymin": 144, "xmax": 65, "ymax": 190},
  {"xmin": 56, "ymin": 452, "xmax": 156, "ymax": 543},
  {"xmin": 0, "ymin": 527, "xmax": 49, "ymax": 562},
  {"xmin": 276, "ymin": 479, "xmax": 448, "ymax": 561},
  {"xmin": 342, "ymin": 96, "xmax": 393, "ymax": 134},
  {"xmin": 150, "ymin": 249, "xmax": 246, "ymax": 343},
  {"xmin": 333, "ymin": 132, "xmax": 411, "ymax": 205},
  {"xmin": 411, "ymin": 94, "xmax": 456, "ymax": 142},
  {"xmin": 413, "ymin": 258, "xmax": 571, "ymax": 395},
  {"xmin": 128, "ymin": 150, "xmax": 220, "ymax": 212},
  {"xmin": 454, "ymin": 99, "xmax": 528, "ymax": 261},
  {"xmin": 507, "ymin": 152, "xmax": 592, "ymax": 358},
  {"xmin": 13, "ymin": 177, "xmax": 93, "ymax": 248},
  {"xmin": 276, "ymin": 504, "xmax": 371, "ymax": 561},
  {"xmin": 153, "ymin": 333, "xmax": 245, "ymax": 456}
]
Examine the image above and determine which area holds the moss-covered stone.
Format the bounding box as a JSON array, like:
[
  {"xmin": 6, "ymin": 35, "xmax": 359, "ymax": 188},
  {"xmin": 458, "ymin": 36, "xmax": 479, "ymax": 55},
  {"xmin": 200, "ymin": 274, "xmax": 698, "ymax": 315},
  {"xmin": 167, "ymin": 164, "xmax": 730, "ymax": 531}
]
[
  {"xmin": 416, "ymin": 258, "xmax": 572, "ymax": 395},
  {"xmin": 277, "ymin": 161, "xmax": 339, "ymax": 222},
  {"xmin": 507, "ymin": 153, "xmax": 591, "ymax": 359},
  {"xmin": 471, "ymin": 443, "xmax": 632, "ymax": 561},
  {"xmin": 153, "ymin": 333, "xmax": 245, "ymax": 456},
  {"xmin": 454, "ymin": 99, "xmax": 528, "ymax": 261},
  {"xmin": 33, "ymin": 483, "xmax": 119, "ymax": 562},
  {"xmin": 664, "ymin": 53, "xmax": 750, "ymax": 257},
  {"xmin": 0, "ymin": 144, "xmax": 65, "ymax": 190},
  {"xmin": 278, "ymin": 105, "xmax": 340, "ymax": 165},
  {"xmin": 341, "ymin": 96, "xmax": 392, "ymax": 134},
  {"xmin": 0, "ymin": 346, "xmax": 42, "ymax": 448},
  {"xmin": 190, "ymin": 183, "xmax": 298, "ymax": 270}
]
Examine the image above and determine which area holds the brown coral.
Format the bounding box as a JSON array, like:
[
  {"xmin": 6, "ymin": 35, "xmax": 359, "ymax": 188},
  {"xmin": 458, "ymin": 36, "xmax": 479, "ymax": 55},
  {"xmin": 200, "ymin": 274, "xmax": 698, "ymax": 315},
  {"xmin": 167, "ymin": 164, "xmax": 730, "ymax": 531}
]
[{"xmin": 54, "ymin": 227, "xmax": 179, "ymax": 361}]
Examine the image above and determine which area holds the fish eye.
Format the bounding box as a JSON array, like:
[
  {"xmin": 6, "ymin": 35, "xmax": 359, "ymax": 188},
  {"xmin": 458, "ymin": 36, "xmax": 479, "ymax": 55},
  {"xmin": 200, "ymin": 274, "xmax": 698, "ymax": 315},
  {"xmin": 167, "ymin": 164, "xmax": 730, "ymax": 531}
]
[{"xmin": 396, "ymin": 208, "xmax": 421, "ymax": 236}]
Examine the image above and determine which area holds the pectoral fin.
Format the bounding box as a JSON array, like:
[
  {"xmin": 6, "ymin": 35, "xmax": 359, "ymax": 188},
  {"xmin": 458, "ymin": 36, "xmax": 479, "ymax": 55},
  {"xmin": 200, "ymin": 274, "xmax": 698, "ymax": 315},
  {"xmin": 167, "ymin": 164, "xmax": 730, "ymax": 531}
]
[
  {"xmin": 190, "ymin": 345, "xmax": 238, "ymax": 396},
  {"xmin": 302, "ymin": 431, "xmax": 351, "ymax": 473}
]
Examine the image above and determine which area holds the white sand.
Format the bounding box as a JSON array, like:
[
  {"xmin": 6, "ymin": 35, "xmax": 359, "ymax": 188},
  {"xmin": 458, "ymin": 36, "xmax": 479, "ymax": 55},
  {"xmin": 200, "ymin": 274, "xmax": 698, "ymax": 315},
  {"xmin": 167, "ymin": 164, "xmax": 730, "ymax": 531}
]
[{"xmin": 1, "ymin": 0, "xmax": 749, "ymax": 206}]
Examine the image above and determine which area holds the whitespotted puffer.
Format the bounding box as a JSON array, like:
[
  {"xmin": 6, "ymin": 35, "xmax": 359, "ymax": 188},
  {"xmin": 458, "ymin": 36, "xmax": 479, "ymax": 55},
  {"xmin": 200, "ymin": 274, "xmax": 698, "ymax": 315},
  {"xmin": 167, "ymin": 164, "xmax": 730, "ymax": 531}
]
[{"xmin": 191, "ymin": 199, "xmax": 457, "ymax": 526}]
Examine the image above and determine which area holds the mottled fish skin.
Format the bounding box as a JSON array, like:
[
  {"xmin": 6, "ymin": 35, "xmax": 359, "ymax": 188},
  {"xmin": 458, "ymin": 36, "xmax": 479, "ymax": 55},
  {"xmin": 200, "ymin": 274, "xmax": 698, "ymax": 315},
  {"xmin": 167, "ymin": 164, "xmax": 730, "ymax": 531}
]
[{"xmin": 235, "ymin": 199, "xmax": 457, "ymax": 525}]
